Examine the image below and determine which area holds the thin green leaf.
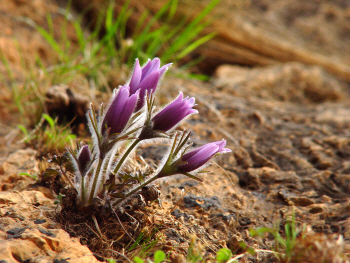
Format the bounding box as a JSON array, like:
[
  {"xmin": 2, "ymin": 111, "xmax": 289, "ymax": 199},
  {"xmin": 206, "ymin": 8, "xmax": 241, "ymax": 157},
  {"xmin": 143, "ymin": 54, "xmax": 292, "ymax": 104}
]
[
  {"xmin": 35, "ymin": 25, "xmax": 66, "ymax": 60},
  {"xmin": 42, "ymin": 113, "xmax": 55, "ymax": 128},
  {"xmin": 176, "ymin": 32, "xmax": 216, "ymax": 60},
  {"xmin": 18, "ymin": 125, "xmax": 28, "ymax": 136},
  {"xmin": 19, "ymin": 172, "xmax": 38, "ymax": 180},
  {"xmin": 73, "ymin": 18, "xmax": 87, "ymax": 50}
]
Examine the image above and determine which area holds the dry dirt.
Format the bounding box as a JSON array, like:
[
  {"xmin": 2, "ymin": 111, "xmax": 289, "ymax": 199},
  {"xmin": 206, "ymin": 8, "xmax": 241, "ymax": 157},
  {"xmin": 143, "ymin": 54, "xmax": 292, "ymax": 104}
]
[{"xmin": 0, "ymin": 0, "xmax": 350, "ymax": 262}]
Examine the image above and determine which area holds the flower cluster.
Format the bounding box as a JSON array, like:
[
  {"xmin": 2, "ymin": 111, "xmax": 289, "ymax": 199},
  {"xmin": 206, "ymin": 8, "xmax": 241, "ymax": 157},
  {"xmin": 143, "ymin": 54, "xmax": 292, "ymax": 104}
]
[{"xmin": 67, "ymin": 58, "xmax": 231, "ymax": 207}]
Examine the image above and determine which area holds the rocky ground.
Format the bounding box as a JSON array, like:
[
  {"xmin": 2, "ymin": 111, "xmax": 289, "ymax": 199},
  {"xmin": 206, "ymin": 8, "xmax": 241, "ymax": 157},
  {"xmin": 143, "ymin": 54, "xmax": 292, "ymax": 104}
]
[{"xmin": 0, "ymin": 0, "xmax": 350, "ymax": 262}]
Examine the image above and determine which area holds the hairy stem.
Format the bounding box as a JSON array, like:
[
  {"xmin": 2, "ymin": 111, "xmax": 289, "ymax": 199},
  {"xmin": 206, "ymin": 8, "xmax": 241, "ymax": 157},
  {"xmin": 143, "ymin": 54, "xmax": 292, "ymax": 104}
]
[
  {"xmin": 81, "ymin": 176, "xmax": 86, "ymax": 204},
  {"xmin": 88, "ymin": 158, "xmax": 103, "ymax": 204},
  {"xmin": 113, "ymin": 138, "xmax": 141, "ymax": 174}
]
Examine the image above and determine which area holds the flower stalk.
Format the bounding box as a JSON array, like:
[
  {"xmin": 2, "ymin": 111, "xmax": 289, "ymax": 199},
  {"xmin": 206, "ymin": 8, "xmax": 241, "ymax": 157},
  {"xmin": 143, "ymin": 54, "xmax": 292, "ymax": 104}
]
[
  {"xmin": 113, "ymin": 138, "xmax": 141, "ymax": 175},
  {"xmin": 88, "ymin": 158, "xmax": 104, "ymax": 204}
]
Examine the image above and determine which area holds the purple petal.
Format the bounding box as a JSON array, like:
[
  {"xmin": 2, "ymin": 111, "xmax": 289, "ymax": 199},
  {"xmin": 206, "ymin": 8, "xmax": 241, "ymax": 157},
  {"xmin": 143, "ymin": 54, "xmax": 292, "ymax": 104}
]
[
  {"xmin": 142, "ymin": 58, "xmax": 160, "ymax": 80},
  {"xmin": 108, "ymin": 87, "xmax": 130, "ymax": 119},
  {"xmin": 215, "ymin": 140, "xmax": 231, "ymax": 153},
  {"xmin": 178, "ymin": 140, "xmax": 231, "ymax": 173},
  {"xmin": 158, "ymin": 63, "xmax": 171, "ymax": 78},
  {"xmin": 129, "ymin": 58, "xmax": 170, "ymax": 97},
  {"xmin": 155, "ymin": 92, "xmax": 184, "ymax": 118},
  {"xmin": 135, "ymin": 71, "xmax": 160, "ymax": 111},
  {"xmin": 129, "ymin": 59, "xmax": 141, "ymax": 94},
  {"xmin": 138, "ymin": 71, "xmax": 160, "ymax": 94},
  {"xmin": 152, "ymin": 92, "xmax": 197, "ymax": 132},
  {"xmin": 149, "ymin": 58, "xmax": 160, "ymax": 71},
  {"xmin": 179, "ymin": 145, "xmax": 219, "ymax": 172},
  {"xmin": 141, "ymin": 58, "xmax": 160, "ymax": 81},
  {"xmin": 181, "ymin": 143, "xmax": 215, "ymax": 161},
  {"xmin": 141, "ymin": 59, "xmax": 151, "ymax": 78},
  {"xmin": 186, "ymin": 97, "xmax": 195, "ymax": 106},
  {"xmin": 152, "ymin": 107, "xmax": 186, "ymax": 131},
  {"xmin": 102, "ymin": 85, "xmax": 137, "ymax": 135},
  {"xmin": 116, "ymin": 93, "xmax": 138, "ymax": 132}
]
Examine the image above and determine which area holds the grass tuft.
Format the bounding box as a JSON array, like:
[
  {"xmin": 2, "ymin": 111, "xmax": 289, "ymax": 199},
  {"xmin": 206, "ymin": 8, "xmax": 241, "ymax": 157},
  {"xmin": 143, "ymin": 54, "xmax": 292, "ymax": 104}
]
[{"xmin": 18, "ymin": 113, "xmax": 76, "ymax": 154}]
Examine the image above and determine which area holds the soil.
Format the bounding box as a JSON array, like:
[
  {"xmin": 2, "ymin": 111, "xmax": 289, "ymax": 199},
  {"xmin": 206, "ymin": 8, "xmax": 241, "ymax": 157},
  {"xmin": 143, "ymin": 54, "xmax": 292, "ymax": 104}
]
[{"xmin": 0, "ymin": 0, "xmax": 350, "ymax": 262}]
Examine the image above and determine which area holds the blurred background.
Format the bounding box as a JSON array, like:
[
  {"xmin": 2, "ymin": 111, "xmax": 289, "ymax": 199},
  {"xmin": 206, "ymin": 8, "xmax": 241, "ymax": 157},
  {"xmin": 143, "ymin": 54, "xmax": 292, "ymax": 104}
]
[{"xmin": 0, "ymin": 0, "xmax": 350, "ymax": 146}]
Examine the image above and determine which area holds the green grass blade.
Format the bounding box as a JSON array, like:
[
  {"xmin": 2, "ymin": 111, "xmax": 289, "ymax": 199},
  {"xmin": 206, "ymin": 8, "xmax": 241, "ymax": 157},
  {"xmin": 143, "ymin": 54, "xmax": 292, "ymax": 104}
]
[
  {"xmin": 73, "ymin": 18, "xmax": 86, "ymax": 51},
  {"xmin": 130, "ymin": 0, "xmax": 174, "ymax": 61},
  {"xmin": 36, "ymin": 25, "xmax": 66, "ymax": 60},
  {"xmin": 0, "ymin": 50, "xmax": 15, "ymax": 82},
  {"xmin": 166, "ymin": 0, "xmax": 178, "ymax": 23},
  {"xmin": 176, "ymin": 32, "xmax": 216, "ymax": 60},
  {"xmin": 46, "ymin": 13, "xmax": 54, "ymax": 37},
  {"xmin": 43, "ymin": 113, "xmax": 55, "ymax": 129},
  {"xmin": 162, "ymin": 0, "xmax": 220, "ymax": 62},
  {"xmin": 18, "ymin": 125, "xmax": 28, "ymax": 136},
  {"xmin": 185, "ymin": 0, "xmax": 221, "ymax": 30},
  {"xmin": 163, "ymin": 21, "xmax": 210, "ymax": 60},
  {"xmin": 105, "ymin": 1, "xmax": 115, "ymax": 31}
]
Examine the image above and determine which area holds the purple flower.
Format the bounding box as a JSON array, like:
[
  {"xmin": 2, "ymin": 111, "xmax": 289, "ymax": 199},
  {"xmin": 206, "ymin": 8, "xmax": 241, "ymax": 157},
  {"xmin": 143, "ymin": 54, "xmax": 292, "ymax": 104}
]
[
  {"xmin": 101, "ymin": 85, "xmax": 139, "ymax": 136},
  {"xmin": 129, "ymin": 58, "xmax": 171, "ymax": 111},
  {"xmin": 152, "ymin": 92, "xmax": 198, "ymax": 132},
  {"xmin": 177, "ymin": 140, "xmax": 231, "ymax": 173},
  {"xmin": 77, "ymin": 145, "xmax": 92, "ymax": 176}
]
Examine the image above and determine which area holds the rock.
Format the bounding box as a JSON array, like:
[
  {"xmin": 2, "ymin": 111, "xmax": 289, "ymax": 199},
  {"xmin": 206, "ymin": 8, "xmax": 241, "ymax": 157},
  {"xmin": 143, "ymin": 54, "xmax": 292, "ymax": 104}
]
[
  {"xmin": 169, "ymin": 252, "xmax": 186, "ymax": 263},
  {"xmin": 165, "ymin": 229, "xmax": 186, "ymax": 243},
  {"xmin": 45, "ymin": 85, "xmax": 90, "ymax": 134},
  {"xmin": 301, "ymin": 137, "xmax": 334, "ymax": 170},
  {"xmin": 250, "ymin": 150, "xmax": 280, "ymax": 170},
  {"xmin": 34, "ymin": 219, "xmax": 47, "ymax": 224},
  {"xmin": 0, "ymin": 228, "xmax": 99, "ymax": 263},
  {"xmin": 308, "ymin": 204, "xmax": 328, "ymax": 214},
  {"xmin": 0, "ymin": 149, "xmax": 38, "ymax": 175},
  {"xmin": 0, "ymin": 149, "xmax": 39, "ymax": 191},
  {"xmin": 183, "ymin": 195, "xmax": 221, "ymax": 210},
  {"xmin": 237, "ymin": 169, "xmax": 261, "ymax": 190},
  {"xmin": 315, "ymin": 107, "xmax": 350, "ymax": 124},
  {"xmin": 278, "ymin": 190, "xmax": 315, "ymax": 207},
  {"xmin": 176, "ymin": 180, "xmax": 199, "ymax": 190},
  {"xmin": 171, "ymin": 209, "xmax": 192, "ymax": 221},
  {"xmin": 289, "ymin": 197, "xmax": 315, "ymax": 207},
  {"xmin": 211, "ymin": 213, "xmax": 237, "ymax": 224},
  {"xmin": 0, "ymin": 191, "xmax": 99, "ymax": 263},
  {"xmin": 0, "ymin": 190, "xmax": 52, "ymax": 206},
  {"xmin": 226, "ymin": 234, "xmax": 245, "ymax": 254},
  {"xmin": 238, "ymin": 216, "xmax": 252, "ymax": 227},
  {"xmin": 233, "ymin": 147, "xmax": 253, "ymax": 169},
  {"xmin": 214, "ymin": 63, "xmax": 346, "ymax": 103}
]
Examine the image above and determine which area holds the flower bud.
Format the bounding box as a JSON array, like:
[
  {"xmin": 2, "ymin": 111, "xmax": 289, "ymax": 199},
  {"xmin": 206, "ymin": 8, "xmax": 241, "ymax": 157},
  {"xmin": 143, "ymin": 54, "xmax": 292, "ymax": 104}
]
[
  {"xmin": 78, "ymin": 145, "xmax": 92, "ymax": 176},
  {"xmin": 128, "ymin": 58, "xmax": 171, "ymax": 111},
  {"xmin": 177, "ymin": 140, "xmax": 231, "ymax": 173},
  {"xmin": 101, "ymin": 85, "xmax": 138, "ymax": 136},
  {"xmin": 152, "ymin": 92, "xmax": 198, "ymax": 132}
]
